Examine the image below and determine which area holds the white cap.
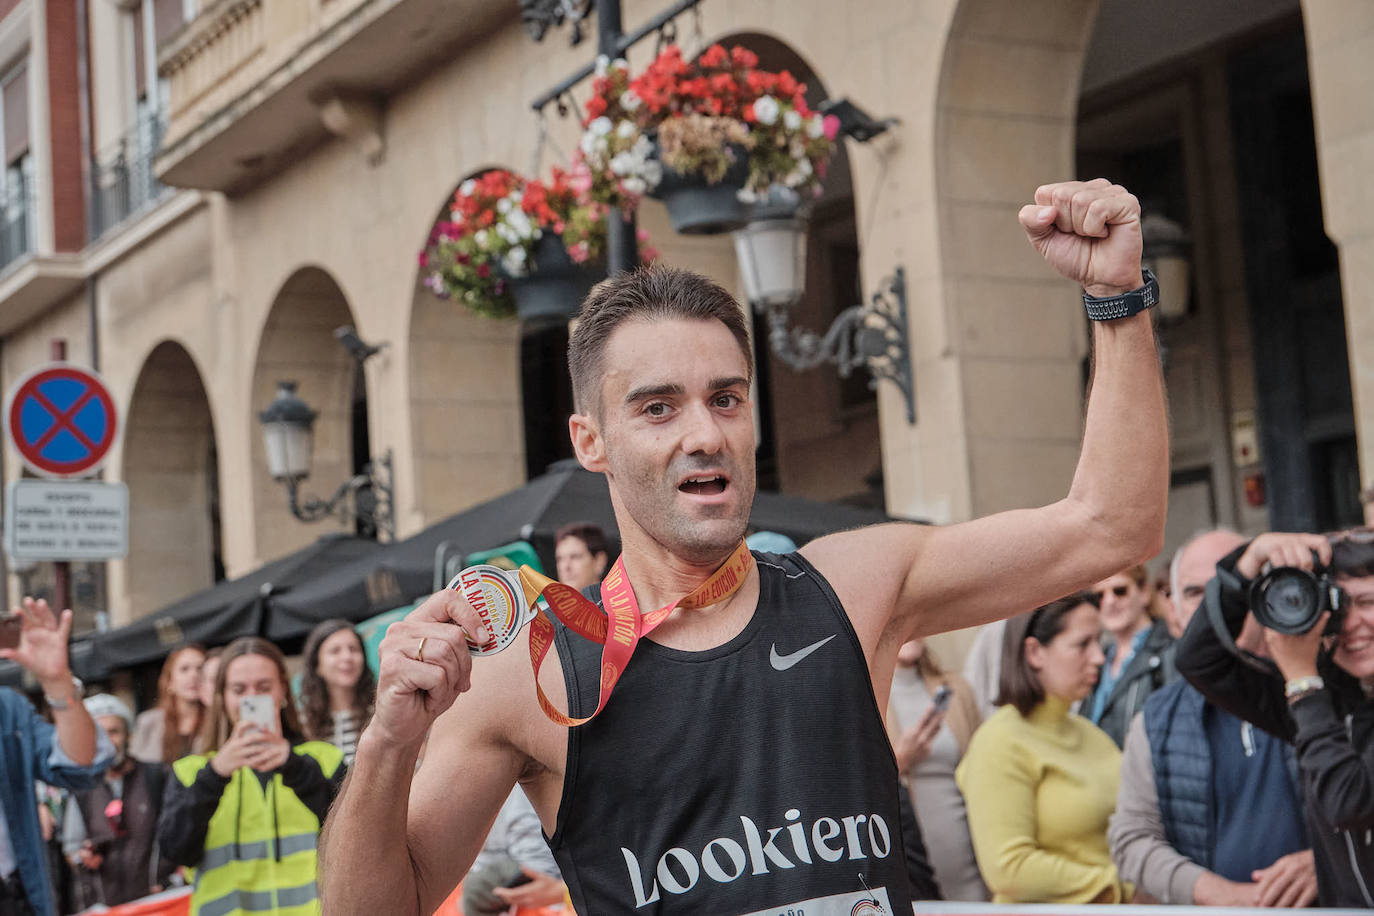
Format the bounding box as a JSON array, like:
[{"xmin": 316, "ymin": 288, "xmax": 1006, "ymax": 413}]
[{"xmin": 83, "ymin": 693, "xmax": 134, "ymax": 731}]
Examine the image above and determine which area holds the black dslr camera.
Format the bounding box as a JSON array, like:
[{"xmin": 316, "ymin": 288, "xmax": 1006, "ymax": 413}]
[{"xmin": 1248, "ymin": 561, "xmax": 1347, "ymax": 636}]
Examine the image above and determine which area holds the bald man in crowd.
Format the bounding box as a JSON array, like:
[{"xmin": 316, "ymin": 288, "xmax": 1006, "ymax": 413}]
[{"xmin": 1109, "ymin": 529, "xmax": 1316, "ymax": 908}]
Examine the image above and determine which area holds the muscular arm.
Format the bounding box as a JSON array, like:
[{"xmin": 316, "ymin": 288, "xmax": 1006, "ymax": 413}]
[{"xmin": 807, "ymin": 182, "xmax": 1166, "ymax": 650}]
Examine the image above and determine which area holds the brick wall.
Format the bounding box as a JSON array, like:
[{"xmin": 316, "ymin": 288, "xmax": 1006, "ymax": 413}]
[{"xmin": 46, "ymin": 0, "xmax": 84, "ymax": 251}]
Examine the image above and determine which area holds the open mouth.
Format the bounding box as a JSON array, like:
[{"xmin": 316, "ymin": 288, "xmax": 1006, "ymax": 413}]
[{"xmin": 679, "ymin": 474, "xmax": 729, "ymax": 497}]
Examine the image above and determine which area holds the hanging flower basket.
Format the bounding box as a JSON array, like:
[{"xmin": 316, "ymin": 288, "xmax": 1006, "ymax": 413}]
[
  {"xmin": 648, "ymin": 136, "xmax": 750, "ymax": 235},
  {"xmin": 419, "ymin": 168, "xmax": 655, "ymax": 323},
  {"xmin": 576, "ymin": 45, "xmax": 839, "ymax": 237},
  {"xmin": 506, "ymin": 233, "xmax": 605, "ymax": 326}
]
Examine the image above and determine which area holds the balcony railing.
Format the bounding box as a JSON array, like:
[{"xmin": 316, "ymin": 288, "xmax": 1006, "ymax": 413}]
[
  {"xmin": 0, "ymin": 165, "xmax": 36, "ymax": 271},
  {"xmin": 91, "ymin": 112, "xmax": 170, "ymax": 241}
]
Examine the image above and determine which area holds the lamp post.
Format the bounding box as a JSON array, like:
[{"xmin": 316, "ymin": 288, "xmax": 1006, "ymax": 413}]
[{"xmin": 257, "ymin": 381, "xmax": 395, "ymax": 541}]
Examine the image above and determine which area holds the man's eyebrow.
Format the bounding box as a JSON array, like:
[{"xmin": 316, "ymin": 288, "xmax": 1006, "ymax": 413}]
[
  {"xmin": 709, "ymin": 376, "xmax": 750, "ymax": 392},
  {"xmin": 624, "ymin": 382, "xmax": 685, "ymax": 403}
]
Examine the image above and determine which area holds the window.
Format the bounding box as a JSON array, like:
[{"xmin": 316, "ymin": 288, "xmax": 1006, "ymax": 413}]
[{"xmin": 0, "ymin": 60, "xmax": 32, "ymax": 265}]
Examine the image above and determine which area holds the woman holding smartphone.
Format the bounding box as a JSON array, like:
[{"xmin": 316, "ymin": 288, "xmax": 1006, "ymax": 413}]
[
  {"xmin": 888, "ymin": 638, "xmax": 987, "ymax": 900},
  {"xmin": 158, "ymin": 637, "xmax": 346, "ymax": 916}
]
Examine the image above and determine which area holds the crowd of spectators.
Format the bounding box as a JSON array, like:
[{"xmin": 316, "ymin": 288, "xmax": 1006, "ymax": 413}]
[{"xmin": 4, "ymin": 518, "xmax": 1372, "ymax": 914}]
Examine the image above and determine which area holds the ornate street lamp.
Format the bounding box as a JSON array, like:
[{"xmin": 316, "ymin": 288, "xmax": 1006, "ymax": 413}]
[
  {"xmin": 258, "ymin": 328, "xmax": 395, "ymax": 541},
  {"xmin": 733, "ymin": 102, "xmax": 915, "ymax": 423},
  {"xmin": 731, "ymin": 190, "xmax": 807, "ymax": 309}
]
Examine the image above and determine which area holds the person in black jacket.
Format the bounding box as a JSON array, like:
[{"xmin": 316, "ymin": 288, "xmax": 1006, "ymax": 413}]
[{"xmin": 1176, "ymin": 530, "xmax": 1374, "ymax": 908}]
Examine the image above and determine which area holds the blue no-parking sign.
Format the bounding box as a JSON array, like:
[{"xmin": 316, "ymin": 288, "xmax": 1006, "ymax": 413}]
[{"xmin": 4, "ymin": 363, "xmax": 118, "ymax": 478}]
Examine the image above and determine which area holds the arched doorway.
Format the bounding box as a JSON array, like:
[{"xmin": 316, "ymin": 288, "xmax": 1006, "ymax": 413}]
[
  {"xmin": 408, "ymin": 179, "xmax": 526, "ymax": 525},
  {"xmin": 250, "ymin": 267, "xmax": 366, "ymax": 562},
  {"xmin": 121, "ymin": 341, "xmax": 221, "ymax": 622}
]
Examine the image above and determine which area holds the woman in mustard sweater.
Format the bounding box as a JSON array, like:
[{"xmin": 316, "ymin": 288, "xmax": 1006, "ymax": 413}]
[{"xmin": 956, "ymin": 593, "xmax": 1133, "ymax": 904}]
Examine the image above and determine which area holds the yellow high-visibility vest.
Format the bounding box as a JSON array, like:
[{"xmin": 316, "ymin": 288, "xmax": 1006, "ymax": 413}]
[{"xmin": 173, "ymin": 742, "xmax": 344, "ymax": 916}]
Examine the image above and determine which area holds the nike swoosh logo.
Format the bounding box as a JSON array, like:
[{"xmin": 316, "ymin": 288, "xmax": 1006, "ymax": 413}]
[{"xmin": 770, "ymin": 635, "xmax": 837, "ymax": 671}]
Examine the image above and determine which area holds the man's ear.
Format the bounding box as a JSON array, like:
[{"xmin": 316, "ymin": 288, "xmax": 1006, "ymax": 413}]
[{"xmin": 570, "ymin": 412, "xmax": 606, "ymax": 472}]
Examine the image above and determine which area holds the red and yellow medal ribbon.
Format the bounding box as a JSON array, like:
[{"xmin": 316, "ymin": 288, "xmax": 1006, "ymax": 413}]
[{"xmin": 514, "ymin": 540, "xmax": 754, "ymax": 726}]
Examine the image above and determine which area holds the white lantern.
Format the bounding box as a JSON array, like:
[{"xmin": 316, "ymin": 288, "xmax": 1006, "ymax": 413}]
[
  {"xmin": 1141, "ymin": 212, "xmax": 1192, "ymax": 322},
  {"xmin": 733, "ymin": 217, "xmax": 806, "ymax": 309},
  {"xmin": 258, "ymin": 381, "xmax": 317, "ymax": 481}
]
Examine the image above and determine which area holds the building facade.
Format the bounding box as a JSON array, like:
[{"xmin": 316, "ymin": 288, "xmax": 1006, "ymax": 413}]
[{"xmin": 0, "ymin": 0, "xmax": 1368, "ymax": 661}]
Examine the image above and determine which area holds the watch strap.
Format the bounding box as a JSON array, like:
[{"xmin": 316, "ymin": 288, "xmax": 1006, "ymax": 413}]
[{"xmin": 1083, "ymin": 267, "xmax": 1159, "ymax": 321}]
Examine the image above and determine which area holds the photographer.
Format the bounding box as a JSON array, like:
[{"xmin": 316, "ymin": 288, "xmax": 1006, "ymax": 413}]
[{"xmin": 1176, "ymin": 531, "xmax": 1374, "ymax": 908}]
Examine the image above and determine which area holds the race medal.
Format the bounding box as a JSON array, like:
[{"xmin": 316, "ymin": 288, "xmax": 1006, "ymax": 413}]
[{"xmin": 446, "ymin": 565, "xmax": 533, "ymax": 656}]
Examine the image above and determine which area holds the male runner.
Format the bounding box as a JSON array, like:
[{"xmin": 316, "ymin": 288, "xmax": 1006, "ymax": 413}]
[{"xmin": 319, "ymin": 180, "xmax": 1168, "ymax": 914}]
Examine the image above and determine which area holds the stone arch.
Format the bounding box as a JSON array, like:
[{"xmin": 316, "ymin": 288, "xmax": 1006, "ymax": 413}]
[
  {"xmin": 930, "ymin": 1, "xmax": 1101, "ymax": 521},
  {"xmin": 407, "ymin": 174, "xmax": 525, "ymax": 526},
  {"xmin": 250, "ymin": 266, "xmax": 365, "ymax": 562},
  {"xmin": 120, "ymin": 340, "xmax": 221, "ymax": 622}
]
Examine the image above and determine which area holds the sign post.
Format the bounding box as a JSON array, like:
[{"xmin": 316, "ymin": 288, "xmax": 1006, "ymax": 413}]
[{"xmin": 3, "ymin": 340, "xmax": 123, "ymax": 611}]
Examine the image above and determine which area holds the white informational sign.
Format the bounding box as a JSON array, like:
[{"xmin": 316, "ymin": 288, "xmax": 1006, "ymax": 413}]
[{"xmin": 4, "ymin": 479, "xmax": 129, "ymax": 561}]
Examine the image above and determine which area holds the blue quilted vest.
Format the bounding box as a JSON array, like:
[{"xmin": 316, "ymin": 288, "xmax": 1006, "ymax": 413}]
[{"xmin": 1143, "ymin": 680, "xmax": 1215, "ymax": 867}]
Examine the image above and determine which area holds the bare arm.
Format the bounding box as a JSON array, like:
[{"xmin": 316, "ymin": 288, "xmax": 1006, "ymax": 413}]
[
  {"xmin": 318, "ymin": 586, "xmax": 524, "ymax": 915},
  {"xmin": 2, "ymin": 598, "xmax": 101, "ymax": 766},
  {"xmin": 807, "ymin": 181, "xmax": 1167, "ymax": 645}
]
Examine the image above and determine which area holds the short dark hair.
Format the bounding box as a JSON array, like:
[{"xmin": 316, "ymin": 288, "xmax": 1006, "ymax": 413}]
[
  {"xmin": 995, "ymin": 592, "xmax": 1099, "ymax": 717},
  {"xmin": 1330, "ymin": 529, "xmax": 1374, "ymax": 579},
  {"xmin": 567, "ymin": 264, "xmax": 753, "ymax": 415},
  {"xmin": 555, "ymin": 522, "xmax": 609, "ymax": 557}
]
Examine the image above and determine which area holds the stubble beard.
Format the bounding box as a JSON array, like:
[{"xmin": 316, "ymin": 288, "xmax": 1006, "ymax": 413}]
[{"xmin": 622, "ymin": 464, "xmax": 755, "ymax": 567}]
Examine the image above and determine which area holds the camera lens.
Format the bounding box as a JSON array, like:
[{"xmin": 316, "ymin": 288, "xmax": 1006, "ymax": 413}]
[{"xmin": 1254, "ymin": 568, "xmax": 1323, "ymax": 634}]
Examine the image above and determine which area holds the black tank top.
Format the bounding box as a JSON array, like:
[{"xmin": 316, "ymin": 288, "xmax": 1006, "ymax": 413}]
[{"xmin": 548, "ymin": 551, "xmax": 911, "ymax": 914}]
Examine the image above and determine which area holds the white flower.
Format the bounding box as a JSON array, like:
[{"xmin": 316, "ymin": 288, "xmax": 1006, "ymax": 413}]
[
  {"xmin": 497, "ymin": 223, "xmax": 518, "ymax": 245},
  {"xmin": 620, "ymin": 89, "xmax": 642, "ymax": 112},
  {"xmin": 459, "ymin": 179, "xmax": 476, "ymax": 196},
  {"xmin": 642, "ymin": 161, "xmax": 663, "ymax": 187},
  {"xmin": 497, "ymin": 198, "xmax": 513, "ymax": 214},
  {"xmin": 632, "ymin": 134, "xmax": 654, "ymax": 157},
  {"xmin": 612, "ymin": 58, "xmax": 628, "ymax": 71},
  {"xmin": 752, "ymin": 96, "xmax": 780, "ymax": 126},
  {"xmin": 609, "ymin": 151, "xmax": 638, "ymax": 176},
  {"xmin": 590, "ymin": 116, "xmax": 613, "ymax": 137},
  {"xmin": 474, "ymin": 229, "xmax": 489, "ymax": 250},
  {"xmin": 783, "ymin": 109, "xmax": 803, "ymax": 131},
  {"xmin": 616, "ymin": 119, "xmax": 638, "ymax": 140},
  {"xmin": 509, "ymin": 189, "xmax": 523, "ymax": 203},
  {"xmin": 622, "ymin": 176, "xmax": 646, "ymax": 195},
  {"xmin": 502, "ymin": 246, "xmax": 528, "ymax": 276},
  {"xmin": 594, "ymin": 55, "xmax": 610, "ymax": 77},
  {"xmin": 808, "ymin": 114, "xmax": 825, "ymax": 139},
  {"xmin": 797, "ymin": 157, "xmax": 813, "ymax": 177},
  {"xmin": 508, "ymin": 211, "xmax": 535, "ymax": 239},
  {"xmin": 580, "ymin": 132, "xmax": 599, "ymax": 156},
  {"xmin": 784, "ymin": 170, "xmax": 803, "ymax": 188}
]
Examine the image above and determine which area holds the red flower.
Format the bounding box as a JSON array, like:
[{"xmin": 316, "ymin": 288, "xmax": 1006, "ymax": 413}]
[
  {"xmin": 698, "ymin": 44, "xmax": 728, "ymax": 69},
  {"xmin": 476, "ymin": 263, "xmax": 491, "ymax": 278},
  {"xmin": 730, "ymin": 46, "xmax": 758, "ymax": 69},
  {"xmin": 585, "ymin": 95, "xmax": 607, "ymax": 120}
]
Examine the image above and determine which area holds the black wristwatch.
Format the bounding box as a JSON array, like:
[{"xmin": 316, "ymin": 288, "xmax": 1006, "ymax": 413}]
[{"xmin": 1082, "ymin": 267, "xmax": 1159, "ymax": 321}]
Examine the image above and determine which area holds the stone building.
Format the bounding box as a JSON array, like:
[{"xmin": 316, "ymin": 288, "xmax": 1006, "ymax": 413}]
[{"xmin": 0, "ymin": 0, "xmax": 1367, "ymax": 663}]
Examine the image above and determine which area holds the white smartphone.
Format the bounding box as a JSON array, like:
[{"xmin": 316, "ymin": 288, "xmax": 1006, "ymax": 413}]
[{"xmin": 238, "ymin": 695, "xmax": 278, "ymax": 733}]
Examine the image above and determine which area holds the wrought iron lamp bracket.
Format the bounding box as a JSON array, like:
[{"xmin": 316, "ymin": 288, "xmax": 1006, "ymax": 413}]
[
  {"xmin": 765, "ymin": 268, "xmax": 915, "ymax": 424},
  {"xmin": 283, "ymin": 450, "xmax": 395, "ymax": 541}
]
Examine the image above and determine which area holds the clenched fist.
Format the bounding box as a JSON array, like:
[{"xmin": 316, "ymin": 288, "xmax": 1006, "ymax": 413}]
[{"xmin": 1020, "ymin": 179, "xmax": 1144, "ymax": 298}]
